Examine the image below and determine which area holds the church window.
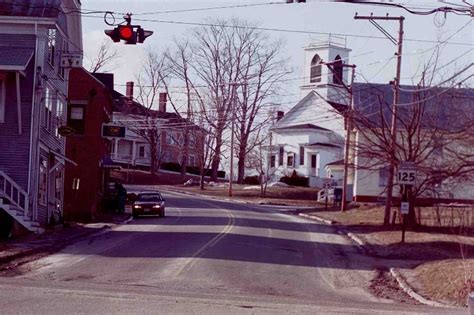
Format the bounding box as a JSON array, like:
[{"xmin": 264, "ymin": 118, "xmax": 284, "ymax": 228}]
[
  {"xmin": 333, "ymin": 55, "xmax": 343, "ymax": 85},
  {"xmin": 310, "ymin": 54, "xmax": 322, "ymax": 83}
]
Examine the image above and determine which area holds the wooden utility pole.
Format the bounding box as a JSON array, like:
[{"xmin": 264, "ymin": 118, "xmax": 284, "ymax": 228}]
[
  {"xmin": 229, "ymin": 83, "xmax": 237, "ymax": 197},
  {"xmin": 355, "ymin": 14, "xmax": 404, "ymax": 224},
  {"xmin": 322, "ymin": 61, "xmax": 356, "ymax": 212}
]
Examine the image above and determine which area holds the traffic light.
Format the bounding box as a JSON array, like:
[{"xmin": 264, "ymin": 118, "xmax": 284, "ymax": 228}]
[
  {"xmin": 104, "ymin": 14, "xmax": 153, "ymax": 45},
  {"xmin": 137, "ymin": 27, "xmax": 154, "ymax": 43},
  {"xmin": 105, "ymin": 25, "xmax": 139, "ymax": 44}
]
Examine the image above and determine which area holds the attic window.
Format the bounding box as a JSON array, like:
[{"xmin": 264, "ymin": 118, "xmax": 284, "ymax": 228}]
[{"xmin": 310, "ymin": 54, "xmax": 322, "ymax": 83}]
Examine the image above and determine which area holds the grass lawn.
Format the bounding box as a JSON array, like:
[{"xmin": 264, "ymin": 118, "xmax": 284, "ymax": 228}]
[{"xmin": 306, "ymin": 205, "xmax": 474, "ymax": 306}]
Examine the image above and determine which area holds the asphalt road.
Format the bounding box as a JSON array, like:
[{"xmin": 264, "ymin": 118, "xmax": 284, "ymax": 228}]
[{"xmin": 0, "ymin": 190, "xmax": 464, "ymax": 314}]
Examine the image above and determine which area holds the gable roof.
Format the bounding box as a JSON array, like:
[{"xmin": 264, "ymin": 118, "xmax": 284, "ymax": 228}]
[
  {"xmin": 0, "ymin": 47, "xmax": 33, "ymax": 71},
  {"xmin": 272, "ymin": 123, "xmax": 330, "ymax": 132},
  {"xmin": 273, "ymin": 90, "xmax": 348, "ymax": 130},
  {"xmin": 351, "ymin": 82, "xmax": 474, "ymax": 131},
  {"xmin": 305, "ymin": 142, "xmax": 341, "ymax": 148},
  {"xmin": 0, "ymin": 0, "xmax": 62, "ymax": 18}
]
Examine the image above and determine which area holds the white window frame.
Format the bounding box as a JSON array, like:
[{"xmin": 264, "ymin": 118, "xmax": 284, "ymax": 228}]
[
  {"xmin": 54, "ymin": 96, "xmax": 65, "ymax": 139},
  {"xmin": 38, "ymin": 156, "xmax": 48, "ymax": 206},
  {"xmin": 0, "ymin": 74, "xmax": 5, "ymax": 123},
  {"xmin": 47, "ymin": 28, "xmax": 57, "ymax": 68},
  {"xmin": 287, "ymin": 153, "xmax": 294, "ymax": 167},
  {"xmin": 138, "ymin": 144, "xmax": 147, "ymax": 158},
  {"xmin": 43, "ymin": 86, "xmax": 54, "ymax": 130}
]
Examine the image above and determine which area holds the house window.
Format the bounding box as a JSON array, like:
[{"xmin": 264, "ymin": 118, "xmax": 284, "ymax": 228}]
[
  {"xmin": 279, "ymin": 146, "xmax": 284, "ymax": 166},
  {"xmin": 138, "ymin": 145, "xmax": 146, "ymax": 158},
  {"xmin": 333, "ymin": 55, "xmax": 343, "ymax": 85},
  {"xmin": 0, "ymin": 74, "xmax": 5, "ymax": 123},
  {"xmin": 379, "ymin": 167, "xmax": 390, "ymax": 187},
  {"xmin": 287, "ymin": 154, "xmax": 294, "ymax": 167},
  {"xmin": 166, "ymin": 133, "xmax": 177, "ymax": 145},
  {"xmin": 68, "ymin": 105, "xmax": 85, "ymax": 135},
  {"xmin": 38, "ymin": 157, "xmax": 48, "ymax": 206},
  {"xmin": 270, "ymin": 155, "xmax": 276, "ymax": 168},
  {"xmin": 310, "ymin": 54, "xmax": 322, "ymax": 83},
  {"xmin": 188, "ymin": 155, "xmax": 195, "ymax": 166},
  {"xmin": 47, "ymin": 28, "xmax": 57, "ymax": 67},
  {"xmin": 55, "ymin": 98, "xmax": 65, "ymax": 139},
  {"xmin": 189, "ymin": 135, "xmax": 196, "ymax": 148},
  {"xmin": 299, "ymin": 146, "xmax": 305, "ymax": 166},
  {"xmin": 43, "ymin": 87, "xmax": 54, "ymax": 130}
]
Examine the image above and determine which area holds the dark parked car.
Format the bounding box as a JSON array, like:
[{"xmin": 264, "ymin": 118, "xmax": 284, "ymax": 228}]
[{"xmin": 132, "ymin": 192, "xmax": 166, "ymax": 218}]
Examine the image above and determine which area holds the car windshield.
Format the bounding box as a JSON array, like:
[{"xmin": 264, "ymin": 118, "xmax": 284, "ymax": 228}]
[{"xmin": 137, "ymin": 194, "xmax": 162, "ymax": 202}]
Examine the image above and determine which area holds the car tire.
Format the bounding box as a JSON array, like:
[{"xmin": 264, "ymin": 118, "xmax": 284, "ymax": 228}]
[
  {"xmin": 161, "ymin": 209, "xmax": 165, "ymax": 217},
  {"xmin": 132, "ymin": 213, "xmax": 139, "ymax": 219}
]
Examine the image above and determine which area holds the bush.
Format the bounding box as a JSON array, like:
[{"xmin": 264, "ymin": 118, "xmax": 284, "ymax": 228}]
[
  {"xmin": 279, "ymin": 171, "xmax": 309, "ymax": 187},
  {"xmin": 160, "ymin": 162, "xmax": 226, "ymax": 178},
  {"xmin": 243, "ymin": 175, "xmax": 260, "ymax": 185}
]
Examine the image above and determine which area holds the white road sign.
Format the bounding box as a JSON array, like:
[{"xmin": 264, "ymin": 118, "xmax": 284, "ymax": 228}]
[{"xmin": 400, "ymin": 202, "xmax": 409, "ymax": 214}]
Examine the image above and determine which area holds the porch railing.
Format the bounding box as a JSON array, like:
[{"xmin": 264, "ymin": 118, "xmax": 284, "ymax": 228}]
[{"xmin": 0, "ymin": 171, "xmax": 29, "ymax": 217}]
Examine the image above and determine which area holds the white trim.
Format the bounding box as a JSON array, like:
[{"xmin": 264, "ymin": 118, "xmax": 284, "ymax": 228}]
[
  {"xmin": 0, "ymin": 74, "xmax": 5, "ymax": 123},
  {"xmin": 50, "ymin": 150, "xmax": 78, "ymax": 167},
  {"xmin": 16, "ymin": 72, "xmax": 22, "ymax": 134}
]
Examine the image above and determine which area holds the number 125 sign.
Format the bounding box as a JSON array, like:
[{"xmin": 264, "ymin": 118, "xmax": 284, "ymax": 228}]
[{"xmin": 398, "ymin": 170, "xmax": 416, "ymax": 185}]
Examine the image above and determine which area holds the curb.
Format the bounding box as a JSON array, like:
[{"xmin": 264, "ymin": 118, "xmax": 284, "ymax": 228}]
[
  {"xmin": 390, "ymin": 268, "xmax": 450, "ymax": 308},
  {"xmin": 297, "ymin": 213, "xmax": 335, "ymax": 225},
  {"xmin": 0, "ymin": 215, "xmax": 132, "ymax": 268}
]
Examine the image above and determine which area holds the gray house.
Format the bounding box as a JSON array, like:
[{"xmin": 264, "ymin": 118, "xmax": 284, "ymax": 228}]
[{"xmin": 0, "ymin": 0, "xmax": 82, "ymax": 234}]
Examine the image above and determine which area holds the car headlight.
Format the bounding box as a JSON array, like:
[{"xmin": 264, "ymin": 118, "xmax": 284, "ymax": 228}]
[
  {"xmin": 133, "ymin": 205, "xmax": 142, "ymax": 209},
  {"xmin": 153, "ymin": 205, "xmax": 161, "ymax": 209}
]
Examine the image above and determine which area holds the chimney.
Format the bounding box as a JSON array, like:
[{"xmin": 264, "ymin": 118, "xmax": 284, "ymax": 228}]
[
  {"xmin": 126, "ymin": 81, "xmax": 134, "ymax": 101},
  {"xmin": 159, "ymin": 93, "xmax": 167, "ymax": 113},
  {"xmin": 276, "ymin": 111, "xmax": 284, "ymax": 121}
]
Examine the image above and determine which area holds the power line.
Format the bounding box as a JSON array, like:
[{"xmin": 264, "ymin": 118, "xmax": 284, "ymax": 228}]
[{"xmin": 80, "ymin": 13, "xmax": 472, "ymax": 47}]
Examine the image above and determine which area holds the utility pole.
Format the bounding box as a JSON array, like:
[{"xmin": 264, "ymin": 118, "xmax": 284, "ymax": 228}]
[
  {"xmin": 322, "ymin": 61, "xmax": 356, "ymax": 212},
  {"xmin": 229, "ymin": 83, "xmax": 237, "ymax": 197},
  {"xmin": 355, "ymin": 14, "xmax": 404, "ymax": 224}
]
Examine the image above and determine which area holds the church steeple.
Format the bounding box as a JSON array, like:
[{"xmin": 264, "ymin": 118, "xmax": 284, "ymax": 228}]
[{"xmin": 301, "ymin": 35, "xmax": 351, "ymax": 101}]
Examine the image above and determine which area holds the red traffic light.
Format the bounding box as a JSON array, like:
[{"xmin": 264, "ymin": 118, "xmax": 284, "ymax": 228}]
[{"xmin": 118, "ymin": 26, "xmax": 134, "ymax": 40}]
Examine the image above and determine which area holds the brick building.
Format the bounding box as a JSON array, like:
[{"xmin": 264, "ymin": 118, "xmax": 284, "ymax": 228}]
[{"xmin": 63, "ymin": 68, "xmax": 113, "ymax": 221}]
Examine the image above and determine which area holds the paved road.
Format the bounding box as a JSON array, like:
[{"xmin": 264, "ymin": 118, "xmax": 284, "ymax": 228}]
[{"xmin": 0, "ymin": 190, "xmax": 464, "ymax": 314}]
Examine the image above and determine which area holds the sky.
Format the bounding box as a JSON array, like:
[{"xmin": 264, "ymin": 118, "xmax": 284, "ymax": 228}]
[{"xmin": 80, "ymin": 0, "xmax": 473, "ymax": 111}]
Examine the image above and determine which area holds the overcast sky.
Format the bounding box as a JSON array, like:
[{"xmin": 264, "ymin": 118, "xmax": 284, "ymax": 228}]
[{"xmin": 81, "ymin": 0, "xmax": 473, "ymax": 110}]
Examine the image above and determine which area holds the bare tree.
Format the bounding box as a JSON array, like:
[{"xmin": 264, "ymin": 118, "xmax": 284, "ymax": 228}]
[
  {"xmin": 117, "ymin": 51, "xmax": 167, "ymax": 175},
  {"xmin": 88, "ymin": 39, "xmax": 120, "ymax": 73},
  {"xmin": 351, "ymin": 63, "xmax": 473, "ymax": 227},
  {"xmin": 233, "ymin": 31, "xmax": 288, "ymax": 183}
]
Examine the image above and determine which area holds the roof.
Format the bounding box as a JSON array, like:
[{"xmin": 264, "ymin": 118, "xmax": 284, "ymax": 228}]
[
  {"xmin": 0, "ymin": 0, "xmax": 62, "ymax": 18},
  {"xmin": 325, "ymin": 159, "xmax": 345, "ymax": 166},
  {"xmin": 305, "ymin": 142, "xmax": 342, "ymax": 148},
  {"xmin": 352, "ymin": 83, "xmax": 474, "ymax": 131},
  {"xmin": 272, "ymin": 123, "xmax": 330, "ymax": 132},
  {"xmin": 0, "ymin": 47, "xmax": 33, "ymax": 71}
]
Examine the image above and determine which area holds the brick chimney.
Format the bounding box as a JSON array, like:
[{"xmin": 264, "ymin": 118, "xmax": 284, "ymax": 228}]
[
  {"xmin": 159, "ymin": 93, "xmax": 167, "ymax": 113},
  {"xmin": 276, "ymin": 111, "xmax": 284, "ymax": 121},
  {"xmin": 126, "ymin": 81, "xmax": 134, "ymax": 101}
]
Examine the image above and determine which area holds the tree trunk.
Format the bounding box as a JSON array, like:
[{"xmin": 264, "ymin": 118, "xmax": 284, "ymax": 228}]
[
  {"xmin": 237, "ymin": 150, "xmax": 246, "ymax": 184},
  {"xmin": 210, "ymin": 133, "xmax": 223, "ymax": 181}
]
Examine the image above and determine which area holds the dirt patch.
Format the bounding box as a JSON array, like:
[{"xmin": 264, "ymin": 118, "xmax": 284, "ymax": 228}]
[{"xmin": 369, "ymin": 270, "xmax": 420, "ymax": 305}]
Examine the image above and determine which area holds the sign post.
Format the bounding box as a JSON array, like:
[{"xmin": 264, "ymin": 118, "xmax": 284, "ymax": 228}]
[{"xmin": 398, "ymin": 161, "xmax": 416, "ymax": 244}]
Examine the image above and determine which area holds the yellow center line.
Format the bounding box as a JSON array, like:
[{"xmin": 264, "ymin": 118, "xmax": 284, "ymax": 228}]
[{"xmin": 174, "ymin": 206, "xmax": 235, "ymax": 277}]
